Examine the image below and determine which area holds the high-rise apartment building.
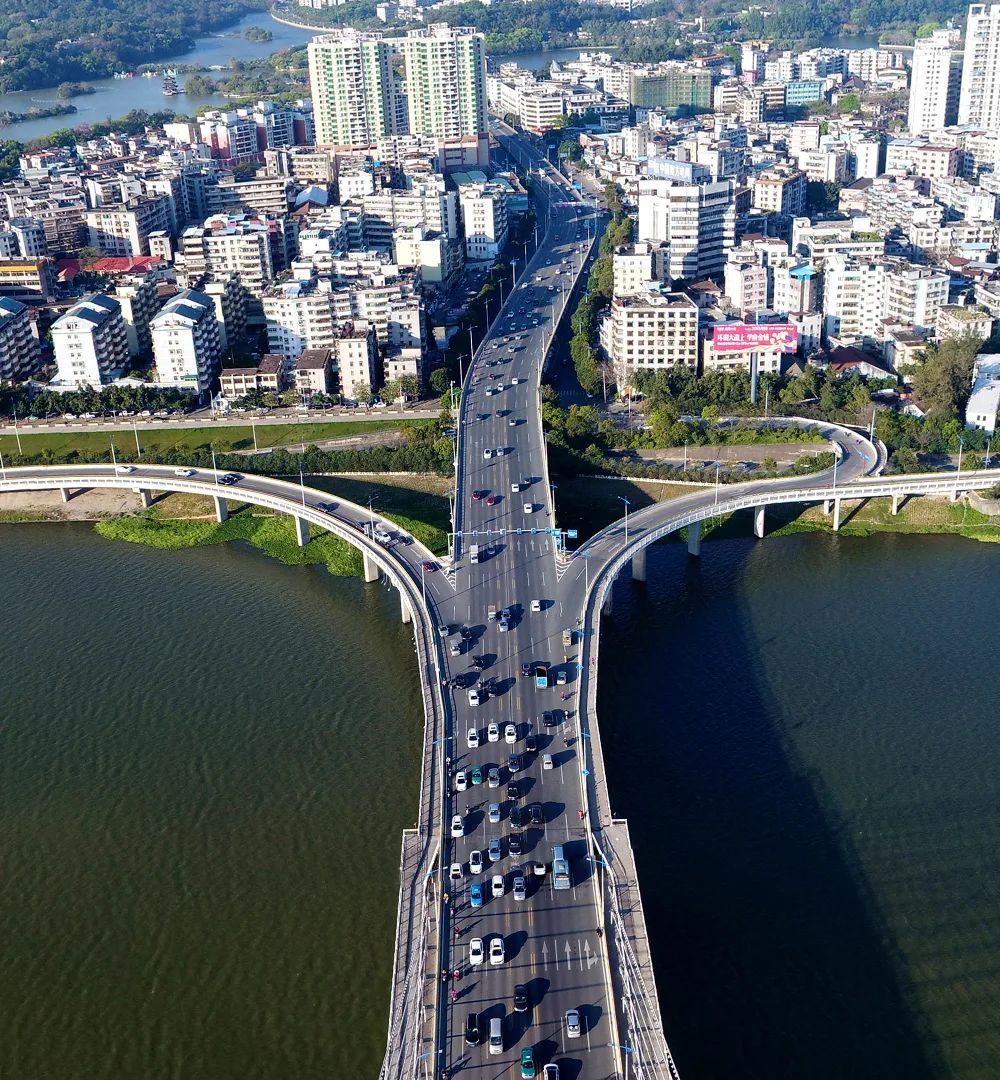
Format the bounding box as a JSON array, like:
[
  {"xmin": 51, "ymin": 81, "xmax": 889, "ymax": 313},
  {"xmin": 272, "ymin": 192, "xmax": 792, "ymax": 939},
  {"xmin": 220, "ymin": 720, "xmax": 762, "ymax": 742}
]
[
  {"xmin": 308, "ymin": 30, "xmax": 399, "ymax": 147},
  {"xmin": 52, "ymin": 295, "xmax": 130, "ymax": 387},
  {"xmin": 907, "ymin": 29, "xmax": 961, "ymax": 134},
  {"xmin": 0, "ymin": 296, "xmax": 40, "ymax": 380},
  {"xmin": 959, "ymin": 4, "xmax": 1000, "ymax": 128},
  {"xmin": 150, "ymin": 289, "xmax": 224, "ymax": 393},
  {"xmin": 399, "ymin": 25, "xmax": 488, "ymax": 159}
]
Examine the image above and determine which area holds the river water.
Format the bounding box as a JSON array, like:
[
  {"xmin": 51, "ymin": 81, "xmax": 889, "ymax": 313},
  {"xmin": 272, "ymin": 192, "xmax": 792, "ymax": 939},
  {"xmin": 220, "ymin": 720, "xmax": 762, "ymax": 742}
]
[{"xmin": 2, "ymin": 522, "xmax": 999, "ymax": 1078}]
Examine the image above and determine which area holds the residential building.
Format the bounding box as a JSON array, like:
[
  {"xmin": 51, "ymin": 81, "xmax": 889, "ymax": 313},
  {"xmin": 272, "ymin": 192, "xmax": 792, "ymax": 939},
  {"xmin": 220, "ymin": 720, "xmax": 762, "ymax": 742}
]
[
  {"xmin": 958, "ymin": 3, "xmax": 1000, "ymax": 129},
  {"xmin": 399, "ymin": 25, "xmax": 488, "ymax": 165},
  {"xmin": 330, "ymin": 320, "xmax": 380, "ymax": 399},
  {"xmin": 627, "ymin": 64, "xmax": 712, "ymax": 115},
  {"xmin": 84, "ymin": 195, "xmax": 173, "ymax": 258},
  {"xmin": 178, "ymin": 215, "xmax": 291, "ymax": 297},
  {"xmin": 751, "ymin": 165, "xmax": 807, "ymax": 218},
  {"xmin": 0, "ymin": 257, "xmax": 57, "ymax": 302},
  {"xmin": 599, "ymin": 288, "xmax": 700, "ymax": 390},
  {"xmin": 636, "ymin": 174, "xmax": 736, "ymax": 280},
  {"xmin": 457, "ymin": 180, "xmax": 508, "ymax": 261},
  {"xmin": 967, "ymin": 354, "xmax": 1000, "ymax": 432},
  {"xmin": 937, "ymin": 302, "xmax": 995, "ymax": 342},
  {"xmin": 52, "ymin": 295, "xmax": 129, "ymax": 388},
  {"xmin": 0, "ymin": 296, "xmax": 39, "ymax": 380},
  {"xmin": 263, "ymin": 274, "xmax": 336, "ymax": 358},
  {"xmin": 293, "ymin": 347, "xmax": 335, "ymax": 399},
  {"xmin": 308, "ymin": 31, "xmax": 399, "ymax": 147},
  {"xmin": 612, "ymin": 241, "xmax": 669, "ymax": 298},
  {"xmin": 882, "ymin": 261, "xmax": 949, "ymax": 334},
  {"xmin": 150, "ymin": 289, "xmax": 224, "ymax": 393},
  {"xmin": 908, "ymin": 29, "xmax": 962, "ymax": 134},
  {"xmin": 113, "ymin": 274, "xmax": 160, "ymax": 357}
]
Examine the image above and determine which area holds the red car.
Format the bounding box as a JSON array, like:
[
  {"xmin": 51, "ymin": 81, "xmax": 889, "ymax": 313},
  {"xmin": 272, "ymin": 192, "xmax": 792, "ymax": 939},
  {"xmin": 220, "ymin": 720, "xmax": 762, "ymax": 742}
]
[
  {"xmin": 486, "ymin": 495, "xmax": 497, "ymax": 506},
  {"xmin": 421, "ymin": 561, "xmax": 437, "ymax": 572},
  {"xmin": 472, "ymin": 490, "xmax": 483, "ymax": 501}
]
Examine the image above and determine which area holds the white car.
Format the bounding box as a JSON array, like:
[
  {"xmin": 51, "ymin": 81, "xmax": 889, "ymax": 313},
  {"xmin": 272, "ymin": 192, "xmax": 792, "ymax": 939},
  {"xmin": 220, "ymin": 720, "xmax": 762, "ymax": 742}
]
[
  {"xmin": 468, "ymin": 688, "xmax": 482, "ymax": 707},
  {"xmin": 115, "ymin": 464, "xmax": 136, "ymax": 474},
  {"xmin": 173, "ymin": 468, "xmax": 196, "ymax": 477},
  {"xmin": 483, "ymin": 448, "xmax": 493, "ymax": 460},
  {"xmin": 542, "ymin": 754, "xmax": 554, "ymax": 771},
  {"xmin": 498, "ymin": 616, "xmax": 510, "ymax": 633},
  {"xmin": 530, "ymin": 599, "xmax": 541, "ymax": 613},
  {"xmin": 469, "ymin": 937, "xmax": 485, "ymax": 966},
  {"xmin": 450, "ymin": 814, "xmax": 464, "ymax": 838},
  {"xmin": 455, "ymin": 770, "xmax": 468, "ymax": 792},
  {"xmin": 470, "ymin": 849, "xmax": 484, "ymax": 874},
  {"xmin": 487, "ymin": 722, "xmax": 500, "ymax": 742},
  {"xmin": 511, "ymin": 482, "xmax": 521, "ymax": 493},
  {"xmin": 523, "ymin": 502, "xmax": 533, "ymax": 514},
  {"xmin": 566, "ymin": 1009, "xmax": 582, "ymax": 1038},
  {"xmin": 488, "ymin": 803, "xmax": 501, "ymax": 824},
  {"xmin": 489, "ymin": 937, "xmax": 506, "ymax": 966},
  {"xmin": 491, "ymin": 874, "xmax": 505, "ymax": 898},
  {"xmin": 511, "ymin": 377, "xmax": 521, "ymax": 385},
  {"xmin": 504, "ymin": 723, "xmax": 517, "ymax": 744},
  {"xmin": 449, "ymin": 862, "xmax": 464, "ymax": 881},
  {"xmin": 467, "ymin": 727, "xmax": 480, "ymax": 748},
  {"xmin": 513, "ymin": 875, "xmax": 527, "ymax": 902}
]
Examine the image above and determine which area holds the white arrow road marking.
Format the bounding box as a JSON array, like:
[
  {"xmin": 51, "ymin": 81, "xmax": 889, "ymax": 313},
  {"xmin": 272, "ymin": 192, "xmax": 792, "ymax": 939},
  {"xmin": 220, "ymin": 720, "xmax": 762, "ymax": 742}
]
[
  {"xmin": 541, "ymin": 941, "xmax": 549, "ymax": 970},
  {"xmin": 585, "ymin": 940, "xmax": 599, "ymax": 969},
  {"xmin": 564, "ymin": 940, "xmax": 573, "ymax": 969},
  {"xmin": 553, "ymin": 939, "xmax": 560, "ymax": 971}
]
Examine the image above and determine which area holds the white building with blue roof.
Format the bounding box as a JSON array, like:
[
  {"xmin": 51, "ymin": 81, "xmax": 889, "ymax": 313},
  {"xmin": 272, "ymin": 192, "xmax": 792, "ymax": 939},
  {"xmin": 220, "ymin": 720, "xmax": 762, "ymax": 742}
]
[{"xmin": 150, "ymin": 289, "xmax": 223, "ymax": 395}]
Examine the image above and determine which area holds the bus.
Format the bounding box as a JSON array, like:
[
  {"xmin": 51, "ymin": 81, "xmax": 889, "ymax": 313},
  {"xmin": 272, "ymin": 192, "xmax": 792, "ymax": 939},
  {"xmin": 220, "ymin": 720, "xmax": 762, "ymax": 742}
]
[{"xmin": 552, "ymin": 845, "xmax": 571, "ymax": 891}]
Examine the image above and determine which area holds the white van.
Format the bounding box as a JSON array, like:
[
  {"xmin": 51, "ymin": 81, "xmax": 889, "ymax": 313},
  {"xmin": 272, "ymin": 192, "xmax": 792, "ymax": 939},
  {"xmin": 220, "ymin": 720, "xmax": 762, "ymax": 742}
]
[{"xmin": 489, "ymin": 1016, "xmax": 503, "ymax": 1055}]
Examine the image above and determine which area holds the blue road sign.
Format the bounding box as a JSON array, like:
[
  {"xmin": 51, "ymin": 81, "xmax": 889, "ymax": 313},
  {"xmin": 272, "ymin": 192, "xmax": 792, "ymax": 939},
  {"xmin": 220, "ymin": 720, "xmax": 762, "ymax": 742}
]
[{"xmin": 567, "ymin": 529, "xmax": 578, "ymax": 539}]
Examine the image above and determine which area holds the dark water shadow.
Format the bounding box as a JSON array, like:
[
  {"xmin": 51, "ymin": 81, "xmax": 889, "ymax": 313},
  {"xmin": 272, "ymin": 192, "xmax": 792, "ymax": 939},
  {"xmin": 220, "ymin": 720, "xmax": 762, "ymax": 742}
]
[{"xmin": 598, "ymin": 537, "xmax": 944, "ymax": 1080}]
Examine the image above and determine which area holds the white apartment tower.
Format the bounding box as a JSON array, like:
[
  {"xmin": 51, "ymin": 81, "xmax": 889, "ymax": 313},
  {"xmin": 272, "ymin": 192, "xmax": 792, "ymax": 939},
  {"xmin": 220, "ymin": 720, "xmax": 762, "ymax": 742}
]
[
  {"xmin": 908, "ymin": 29, "xmax": 961, "ymax": 134},
  {"xmin": 308, "ymin": 31, "xmax": 398, "ymax": 147},
  {"xmin": 52, "ymin": 295, "xmax": 129, "ymax": 388},
  {"xmin": 399, "ymin": 26, "xmax": 488, "ymax": 153},
  {"xmin": 959, "ymin": 4, "xmax": 1000, "ymax": 129},
  {"xmin": 150, "ymin": 289, "xmax": 224, "ymax": 394}
]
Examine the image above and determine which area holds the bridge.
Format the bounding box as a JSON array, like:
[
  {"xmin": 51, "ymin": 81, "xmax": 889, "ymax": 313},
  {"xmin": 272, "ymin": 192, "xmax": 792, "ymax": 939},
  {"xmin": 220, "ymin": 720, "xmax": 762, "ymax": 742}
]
[{"xmin": 4, "ymin": 129, "xmax": 1000, "ymax": 1079}]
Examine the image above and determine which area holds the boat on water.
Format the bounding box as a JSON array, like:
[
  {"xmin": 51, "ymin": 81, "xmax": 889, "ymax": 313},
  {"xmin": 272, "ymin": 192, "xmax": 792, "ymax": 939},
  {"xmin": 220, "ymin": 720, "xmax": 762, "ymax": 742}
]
[{"xmin": 162, "ymin": 72, "xmax": 184, "ymax": 96}]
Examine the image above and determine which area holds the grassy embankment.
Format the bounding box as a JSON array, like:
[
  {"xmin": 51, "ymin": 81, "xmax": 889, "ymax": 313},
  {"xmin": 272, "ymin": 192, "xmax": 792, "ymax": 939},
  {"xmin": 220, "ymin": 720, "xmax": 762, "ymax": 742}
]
[
  {"xmin": 93, "ymin": 474, "xmax": 452, "ymax": 576},
  {"xmin": 0, "ymin": 419, "xmax": 423, "ymax": 459}
]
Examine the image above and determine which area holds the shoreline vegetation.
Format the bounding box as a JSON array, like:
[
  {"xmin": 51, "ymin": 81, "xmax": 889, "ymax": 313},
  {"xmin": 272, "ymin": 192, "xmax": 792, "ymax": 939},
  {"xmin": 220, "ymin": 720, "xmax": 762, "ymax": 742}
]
[{"xmin": 0, "ymin": 480, "xmax": 997, "ymax": 587}]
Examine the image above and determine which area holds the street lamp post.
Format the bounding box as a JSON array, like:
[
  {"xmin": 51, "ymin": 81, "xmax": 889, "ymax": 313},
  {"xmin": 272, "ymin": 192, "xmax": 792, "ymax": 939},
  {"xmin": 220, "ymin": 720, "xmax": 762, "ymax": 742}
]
[
  {"xmin": 0, "ymin": 449, "xmax": 6, "ymax": 480},
  {"xmin": 211, "ymin": 443, "xmax": 218, "ymax": 484},
  {"xmin": 133, "ymin": 418, "xmax": 141, "ymax": 456},
  {"xmin": 12, "ymin": 407, "xmax": 22, "ymax": 455},
  {"xmin": 607, "ymin": 1043, "xmax": 635, "ymax": 1080},
  {"xmin": 617, "ymin": 495, "xmax": 630, "ymax": 547},
  {"xmin": 956, "ymin": 435, "xmax": 965, "ymax": 495},
  {"xmin": 421, "ymin": 561, "xmax": 427, "ymax": 607},
  {"xmin": 715, "ymin": 462, "xmax": 721, "ymax": 506},
  {"xmin": 109, "ymin": 436, "xmax": 118, "ymax": 468},
  {"xmin": 367, "ymin": 495, "xmax": 376, "ymax": 536}
]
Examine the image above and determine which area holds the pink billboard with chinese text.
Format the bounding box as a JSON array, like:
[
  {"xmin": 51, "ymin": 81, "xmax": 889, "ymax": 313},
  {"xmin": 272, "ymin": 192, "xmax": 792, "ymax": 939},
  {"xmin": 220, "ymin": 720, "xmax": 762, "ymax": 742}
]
[{"xmin": 712, "ymin": 324, "xmax": 799, "ymax": 353}]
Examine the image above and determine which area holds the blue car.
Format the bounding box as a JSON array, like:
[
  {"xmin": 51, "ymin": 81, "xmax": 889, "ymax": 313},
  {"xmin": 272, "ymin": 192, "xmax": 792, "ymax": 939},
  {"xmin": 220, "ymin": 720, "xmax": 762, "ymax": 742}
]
[{"xmin": 470, "ymin": 883, "xmax": 483, "ymax": 908}]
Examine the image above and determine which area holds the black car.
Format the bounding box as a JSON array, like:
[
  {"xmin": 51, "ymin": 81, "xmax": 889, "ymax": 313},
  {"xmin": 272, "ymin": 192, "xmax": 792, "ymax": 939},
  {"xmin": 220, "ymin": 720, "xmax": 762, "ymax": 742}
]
[
  {"xmin": 509, "ymin": 832, "xmax": 523, "ymax": 857},
  {"xmin": 508, "ymin": 752, "xmax": 520, "ymax": 774},
  {"xmin": 525, "ymin": 734, "xmax": 537, "ymax": 753},
  {"xmin": 520, "ymin": 662, "xmax": 532, "ymax": 678},
  {"xmin": 506, "ymin": 780, "xmax": 520, "ymax": 801},
  {"xmin": 513, "ymin": 984, "xmax": 528, "ymax": 1014},
  {"xmin": 529, "ymin": 803, "xmax": 543, "ymax": 825},
  {"xmin": 510, "ymin": 805, "xmax": 524, "ymax": 829},
  {"xmin": 465, "ymin": 1012, "xmax": 480, "ymax": 1046}
]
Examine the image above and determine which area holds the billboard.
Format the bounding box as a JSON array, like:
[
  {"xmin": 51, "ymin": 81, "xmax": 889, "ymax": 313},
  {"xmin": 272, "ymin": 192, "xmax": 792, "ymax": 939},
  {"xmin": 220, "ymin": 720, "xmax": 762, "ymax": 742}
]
[{"xmin": 712, "ymin": 324, "xmax": 799, "ymax": 353}]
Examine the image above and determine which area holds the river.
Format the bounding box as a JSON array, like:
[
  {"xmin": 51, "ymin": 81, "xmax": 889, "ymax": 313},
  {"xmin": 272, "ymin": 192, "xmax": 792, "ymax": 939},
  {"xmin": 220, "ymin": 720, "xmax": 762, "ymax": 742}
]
[{"xmin": 2, "ymin": 521, "xmax": 999, "ymax": 1078}]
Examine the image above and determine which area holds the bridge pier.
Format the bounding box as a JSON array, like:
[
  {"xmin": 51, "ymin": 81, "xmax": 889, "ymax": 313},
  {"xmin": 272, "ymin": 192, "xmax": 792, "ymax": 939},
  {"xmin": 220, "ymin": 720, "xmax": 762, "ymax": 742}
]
[
  {"xmin": 753, "ymin": 505, "xmax": 765, "ymax": 539},
  {"xmin": 950, "ymin": 486, "xmax": 963, "ymax": 503},
  {"xmin": 891, "ymin": 493, "xmax": 902, "ymax": 516},
  {"xmin": 631, "ymin": 548, "xmax": 646, "ymax": 582},
  {"xmin": 213, "ymin": 496, "xmax": 229, "ymax": 523},
  {"xmin": 400, "ymin": 593, "xmax": 412, "ymax": 624},
  {"xmin": 294, "ymin": 515, "xmax": 309, "ymax": 547},
  {"xmin": 822, "ymin": 499, "xmax": 832, "ymax": 515},
  {"xmin": 61, "ymin": 487, "xmax": 71, "ymax": 503},
  {"xmin": 832, "ymin": 498, "xmax": 842, "ymax": 532},
  {"xmin": 687, "ymin": 520, "xmax": 701, "ymax": 556},
  {"xmin": 133, "ymin": 488, "xmax": 153, "ymax": 508},
  {"xmin": 363, "ymin": 551, "xmax": 379, "ymax": 583}
]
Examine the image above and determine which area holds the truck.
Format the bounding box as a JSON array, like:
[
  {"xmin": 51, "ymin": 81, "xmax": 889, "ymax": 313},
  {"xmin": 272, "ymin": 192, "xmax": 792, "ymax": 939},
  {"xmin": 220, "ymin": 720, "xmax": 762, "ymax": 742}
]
[
  {"xmin": 552, "ymin": 845, "xmax": 571, "ymax": 890},
  {"xmin": 469, "ymin": 543, "xmax": 480, "ymax": 564},
  {"xmin": 534, "ymin": 664, "xmax": 549, "ymax": 689},
  {"xmin": 487, "ymin": 605, "xmax": 497, "ymax": 621},
  {"xmin": 562, "ymin": 628, "xmax": 573, "ymax": 648}
]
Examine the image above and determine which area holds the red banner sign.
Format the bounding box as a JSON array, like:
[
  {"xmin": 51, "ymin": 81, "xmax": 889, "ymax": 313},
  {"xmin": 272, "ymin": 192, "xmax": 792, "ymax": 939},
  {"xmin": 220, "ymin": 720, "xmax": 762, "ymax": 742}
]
[{"xmin": 712, "ymin": 324, "xmax": 799, "ymax": 353}]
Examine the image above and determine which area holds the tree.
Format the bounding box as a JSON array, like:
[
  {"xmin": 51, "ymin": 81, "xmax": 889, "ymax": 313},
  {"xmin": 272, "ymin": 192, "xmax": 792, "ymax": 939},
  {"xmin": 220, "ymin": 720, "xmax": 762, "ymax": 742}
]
[
  {"xmin": 349, "ymin": 382, "xmax": 372, "ymax": 404},
  {"xmin": 279, "ymin": 388, "xmax": 302, "ymax": 407},
  {"xmin": 838, "ymin": 93, "xmax": 861, "ymax": 114},
  {"xmin": 588, "ymin": 257, "xmax": 614, "ymax": 299},
  {"xmin": 911, "ymin": 332, "xmax": 984, "ymax": 418},
  {"xmin": 558, "ymin": 138, "xmax": 582, "ymax": 161},
  {"xmin": 429, "ymin": 367, "xmax": 451, "ymax": 394}
]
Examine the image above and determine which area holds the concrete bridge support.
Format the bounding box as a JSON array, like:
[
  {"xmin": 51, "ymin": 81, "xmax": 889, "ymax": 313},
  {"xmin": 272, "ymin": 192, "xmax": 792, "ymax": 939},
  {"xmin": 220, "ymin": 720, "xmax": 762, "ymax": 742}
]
[
  {"xmin": 753, "ymin": 505, "xmax": 766, "ymax": 539},
  {"xmin": 400, "ymin": 593, "xmax": 412, "ymax": 624},
  {"xmin": 631, "ymin": 548, "xmax": 646, "ymax": 582},
  {"xmin": 823, "ymin": 499, "xmax": 832, "ymax": 515},
  {"xmin": 294, "ymin": 515, "xmax": 309, "ymax": 547},
  {"xmin": 891, "ymin": 493, "xmax": 902, "ymax": 516},
  {"xmin": 950, "ymin": 486, "xmax": 963, "ymax": 503},
  {"xmin": 363, "ymin": 551, "xmax": 380, "ymax": 583},
  {"xmin": 687, "ymin": 520, "xmax": 701, "ymax": 556},
  {"xmin": 133, "ymin": 488, "xmax": 153, "ymax": 508},
  {"xmin": 213, "ymin": 496, "xmax": 229, "ymax": 524},
  {"xmin": 832, "ymin": 498, "xmax": 842, "ymax": 532},
  {"xmin": 61, "ymin": 487, "xmax": 71, "ymax": 503}
]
